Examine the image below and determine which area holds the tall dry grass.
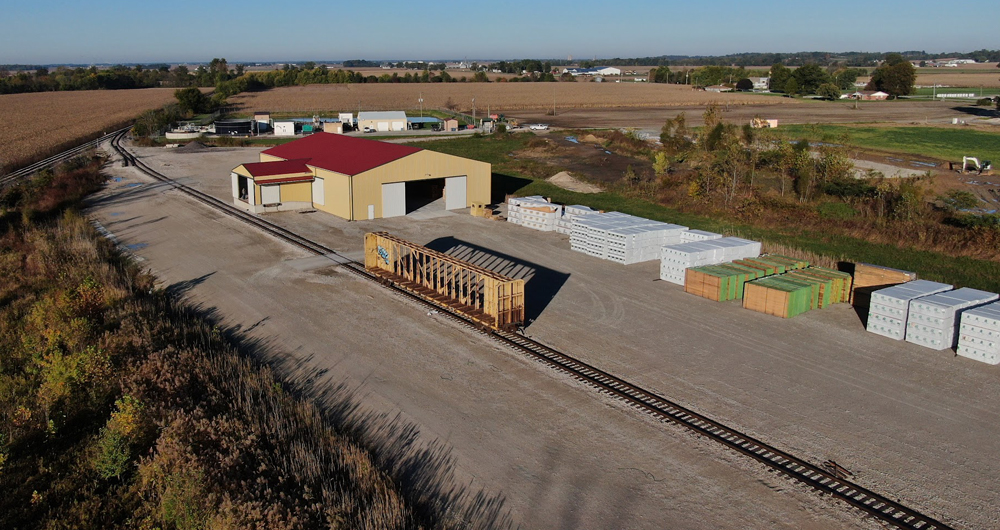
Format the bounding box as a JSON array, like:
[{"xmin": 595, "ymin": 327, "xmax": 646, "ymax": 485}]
[{"xmin": 0, "ymin": 160, "xmax": 425, "ymax": 529}]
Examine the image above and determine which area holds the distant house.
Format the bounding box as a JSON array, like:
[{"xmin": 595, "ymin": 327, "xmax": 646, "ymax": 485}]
[
  {"xmin": 704, "ymin": 85, "xmax": 734, "ymax": 93},
  {"xmin": 749, "ymin": 77, "xmax": 770, "ymax": 90},
  {"xmin": 850, "ymin": 90, "xmax": 889, "ymax": 100}
]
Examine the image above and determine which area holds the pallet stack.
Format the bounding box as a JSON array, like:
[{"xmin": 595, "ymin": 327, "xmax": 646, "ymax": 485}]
[
  {"xmin": 866, "ymin": 280, "xmax": 953, "ymax": 340},
  {"xmin": 569, "ymin": 212, "xmax": 688, "ymax": 265},
  {"xmin": 784, "ymin": 267, "xmax": 854, "ymax": 308},
  {"xmin": 555, "ymin": 205, "xmax": 599, "ymax": 235},
  {"xmin": 957, "ymin": 302, "xmax": 1000, "ymax": 364},
  {"xmin": 659, "ymin": 237, "xmax": 762, "ymax": 285},
  {"xmin": 685, "ymin": 262, "xmax": 768, "ymax": 301},
  {"xmin": 851, "ymin": 263, "xmax": 917, "ymax": 304},
  {"xmin": 904, "ymin": 288, "xmax": 998, "ymax": 350},
  {"xmin": 506, "ymin": 196, "xmax": 563, "ymax": 232}
]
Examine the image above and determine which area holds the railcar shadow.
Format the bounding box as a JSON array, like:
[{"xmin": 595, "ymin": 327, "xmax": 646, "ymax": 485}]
[{"xmin": 424, "ymin": 236, "xmax": 570, "ymax": 324}]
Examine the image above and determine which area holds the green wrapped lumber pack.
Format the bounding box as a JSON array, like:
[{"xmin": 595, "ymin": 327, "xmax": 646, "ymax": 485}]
[
  {"xmin": 685, "ymin": 254, "xmax": 809, "ymax": 302},
  {"xmin": 742, "ymin": 266, "xmax": 852, "ymax": 317}
]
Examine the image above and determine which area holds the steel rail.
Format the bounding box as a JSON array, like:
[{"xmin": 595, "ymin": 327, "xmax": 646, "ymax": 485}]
[
  {"xmin": 0, "ymin": 126, "xmax": 132, "ymax": 188},
  {"xmin": 108, "ymin": 129, "xmax": 957, "ymax": 530}
]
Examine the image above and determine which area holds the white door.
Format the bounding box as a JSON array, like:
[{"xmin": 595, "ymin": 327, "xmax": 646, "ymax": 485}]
[
  {"xmin": 312, "ymin": 177, "xmax": 325, "ymax": 206},
  {"xmin": 367, "ymin": 204, "xmax": 375, "ymax": 220},
  {"xmin": 377, "ymin": 121, "xmax": 389, "ymax": 132},
  {"xmin": 445, "ymin": 176, "xmax": 467, "ymax": 210},
  {"xmin": 231, "ymin": 173, "xmax": 240, "ymax": 200},
  {"xmin": 392, "ymin": 121, "xmax": 406, "ymax": 131},
  {"xmin": 261, "ymin": 185, "xmax": 280, "ymax": 204},
  {"xmin": 381, "ymin": 182, "xmax": 406, "ymax": 218}
]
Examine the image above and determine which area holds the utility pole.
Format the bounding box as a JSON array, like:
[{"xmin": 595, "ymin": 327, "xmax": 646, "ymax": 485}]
[
  {"xmin": 472, "ymin": 97, "xmax": 476, "ymax": 129},
  {"xmin": 418, "ymin": 92, "xmax": 423, "ymax": 117}
]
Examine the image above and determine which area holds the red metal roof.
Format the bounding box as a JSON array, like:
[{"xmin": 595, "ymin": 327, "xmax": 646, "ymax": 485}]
[
  {"xmin": 241, "ymin": 158, "xmax": 313, "ymax": 177},
  {"xmin": 262, "ymin": 132, "xmax": 422, "ymax": 176}
]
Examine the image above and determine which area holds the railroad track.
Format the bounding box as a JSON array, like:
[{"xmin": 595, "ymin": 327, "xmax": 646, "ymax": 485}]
[
  {"xmin": 108, "ymin": 130, "xmax": 956, "ymax": 530},
  {"xmin": 0, "ymin": 126, "xmax": 132, "ymax": 188}
]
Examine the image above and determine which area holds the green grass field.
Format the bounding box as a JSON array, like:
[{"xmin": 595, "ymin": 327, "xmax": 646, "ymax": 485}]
[
  {"xmin": 911, "ymin": 87, "xmax": 1000, "ymax": 97},
  {"xmin": 775, "ymin": 125, "xmax": 1000, "ymax": 162},
  {"xmin": 416, "ymin": 134, "xmax": 1000, "ymax": 292}
]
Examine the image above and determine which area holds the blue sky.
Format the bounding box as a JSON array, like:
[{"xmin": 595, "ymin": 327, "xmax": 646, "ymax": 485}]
[{"xmin": 1, "ymin": 0, "xmax": 995, "ymax": 64}]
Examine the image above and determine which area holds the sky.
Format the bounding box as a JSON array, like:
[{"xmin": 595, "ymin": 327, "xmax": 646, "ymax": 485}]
[{"xmin": 1, "ymin": 0, "xmax": 996, "ymax": 65}]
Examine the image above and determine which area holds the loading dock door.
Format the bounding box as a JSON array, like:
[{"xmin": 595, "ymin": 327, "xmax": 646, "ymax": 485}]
[
  {"xmin": 382, "ymin": 182, "xmax": 406, "ymax": 218},
  {"xmin": 312, "ymin": 177, "xmax": 325, "ymax": 206},
  {"xmin": 445, "ymin": 176, "xmax": 467, "ymax": 210},
  {"xmin": 261, "ymin": 184, "xmax": 280, "ymax": 205},
  {"xmin": 377, "ymin": 121, "xmax": 389, "ymax": 132}
]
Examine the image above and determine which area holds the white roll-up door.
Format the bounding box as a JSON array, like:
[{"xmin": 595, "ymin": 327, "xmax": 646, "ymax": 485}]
[
  {"xmin": 381, "ymin": 182, "xmax": 406, "ymax": 218},
  {"xmin": 377, "ymin": 121, "xmax": 389, "ymax": 132},
  {"xmin": 261, "ymin": 185, "xmax": 280, "ymax": 204},
  {"xmin": 312, "ymin": 177, "xmax": 325, "ymax": 206},
  {"xmin": 231, "ymin": 173, "xmax": 240, "ymax": 200},
  {"xmin": 445, "ymin": 176, "xmax": 467, "ymax": 210}
]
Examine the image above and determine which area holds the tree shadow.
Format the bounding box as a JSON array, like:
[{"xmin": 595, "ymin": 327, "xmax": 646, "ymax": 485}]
[
  {"xmin": 168, "ymin": 288, "xmax": 516, "ymax": 530},
  {"xmin": 952, "ymin": 105, "xmax": 999, "ymax": 118},
  {"xmin": 424, "ymin": 236, "xmax": 570, "ymax": 324}
]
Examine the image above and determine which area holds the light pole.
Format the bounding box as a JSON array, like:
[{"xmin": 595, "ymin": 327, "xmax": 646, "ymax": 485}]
[
  {"xmin": 418, "ymin": 93, "xmax": 423, "ymax": 117},
  {"xmin": 472, "ymin": 97, "xmax": 476, "ymax": 129}
]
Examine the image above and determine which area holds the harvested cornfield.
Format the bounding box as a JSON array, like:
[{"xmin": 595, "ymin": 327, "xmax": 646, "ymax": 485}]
[
  {"xmin": 0, "ymin": 88, "xmax": 179, "ymax": 172},
  {"xmin": 228, "ymin": 83, "xmax": 789, "ymax": 115}
]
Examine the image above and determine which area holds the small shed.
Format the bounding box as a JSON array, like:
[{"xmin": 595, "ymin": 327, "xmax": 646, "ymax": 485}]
[
  {"xmin": 443, "ymin": 119, "xmax": 459, "ymax": 132},
  {"xmin": 274, "ymin": 121, "xmax": 295, "ymax": 136},
  {"xmin": 323, "ymin": 121, "xmax": 344, "ymax": 134},
  {"xmin": 253, "ymin": 111, "xmax": 271, "ymax": 123}
]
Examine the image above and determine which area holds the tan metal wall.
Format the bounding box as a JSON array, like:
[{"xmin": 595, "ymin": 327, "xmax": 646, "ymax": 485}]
[
  {"xmin": 350, "ymin": 150, "xmax": 490, "ymax": 220},
  {"xmin": 259, "ymin": 153, "xmax": 283, "ymax": 163},
  {"xmin": 314, "ymin": 168, "xmax": 351, "ymax": 219},
  {"xmin": 280, "ymin": 181, "xmax": 312, "ymax": 203}
]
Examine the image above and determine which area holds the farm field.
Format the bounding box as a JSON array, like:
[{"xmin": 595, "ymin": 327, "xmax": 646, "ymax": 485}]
[
  {"xmin": 227, "ymin": 83, "xmax": 788, "ymax": 114},
  {"xmin": 915, "ymin": 72, "xmax": 1000, "ymax": 88},
  {"xmin": 774, "ymin": 124, "xmax": 1000, "ymax": 163},
  {"xmin": 0, "ymin": 88, "xmax": 179, "ymax": 172}
]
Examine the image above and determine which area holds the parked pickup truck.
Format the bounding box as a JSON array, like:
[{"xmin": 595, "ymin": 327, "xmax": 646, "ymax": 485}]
[{"xmin": 529, "ymin": 123, "xmax": 549, "ymax": 130}]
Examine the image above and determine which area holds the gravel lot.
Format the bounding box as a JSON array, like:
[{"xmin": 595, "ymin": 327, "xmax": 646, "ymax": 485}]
[{"xmin": 87, "ymin": 142, "xmax": 1000, "ymax": 529}]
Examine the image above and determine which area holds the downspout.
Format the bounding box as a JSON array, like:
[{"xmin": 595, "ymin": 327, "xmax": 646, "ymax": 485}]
[{"xmin": 349, "ymin": 174, "xmax": 354, "ymax": 221}]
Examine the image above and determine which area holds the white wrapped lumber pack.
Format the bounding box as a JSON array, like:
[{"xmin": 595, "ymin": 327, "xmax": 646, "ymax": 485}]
[
  {"xmin": 570, "ymin": 212, "xmax": 688, "ymax": 265},
  {"xmin": 866, "ymin": 280, "xmax": 953, "ymax": 340},
  {"xmin": 905, "ymin": 288, "xmax": 998, "ymax": 350},
  {"xmin": 957, "ymin": 302, "xmax": 1000, "ymax": 364},
  {"xmin": 506, "ymin": 196, "xmax": 563, "ymax": 232},
  {"xmin": 680, "ymin": 229, "xmax": 723, "ymax": 242},
  {"xmin": 556, "ymin": 205, "xmax": 599, "ymax": 235},
  {"xmin": 659, "ymin": 237, "xmax": 762, "ymax": 285}
]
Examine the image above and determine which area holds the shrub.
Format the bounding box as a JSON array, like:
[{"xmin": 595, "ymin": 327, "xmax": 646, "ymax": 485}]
[{"xmin": 817, "ymin": 201, "xmax": 858, "ymax": 219}]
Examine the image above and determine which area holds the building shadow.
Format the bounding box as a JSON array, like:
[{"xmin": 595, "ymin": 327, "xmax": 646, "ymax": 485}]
[
  {"xmin": 953, "ymin": 105, "xmax": 999, "ymax": 118},
  {"xmin": 424, "ymin": 236, "xmax": 570, "ymax": 324},
  {"xmin": 491, "ymin": 172, "xmax": 532, "ymax": 204}
]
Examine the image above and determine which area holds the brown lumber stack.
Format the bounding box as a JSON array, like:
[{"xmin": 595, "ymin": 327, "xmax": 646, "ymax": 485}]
[{"xmin": 851, "ymin": 263, "xmax": 917, "ymax": 306}]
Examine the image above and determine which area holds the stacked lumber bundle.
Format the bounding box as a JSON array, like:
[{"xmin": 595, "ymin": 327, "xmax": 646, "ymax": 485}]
[
  {"xmin": 904, "ymin": 288, "xmax": 998, "ymax": 350},
  {"xmin": 866, "ymin": 280, "xmax": 953, "ymax": 340},
  {"xmin": 680, "ymin": 229, "xmax": 723, "ymax": 243},
  {"xmin": 957, "ymin": 302, "xmax": 1000, "ymax": 364},
  {"xmin": 851, "ymin": 263, "xmax": 917, "ymax": 304},
  {"xmin": 555, "ymin": 205, "xmax": 599, "ymax": 235},
  {"xmin": 784, "ymin": 267, "xmax": 854, "ymax": 308},
  {"xmin": 571, "ymin": 212, "xmax": 688, "ymax": 265},
  {"xmin": 506, "ymin": 196, "xmax": 563, "ymax": 232},
  {"xmin": 740, "ymin": 266, "xmax": 851, "ymax": 317},
  {"xmin": 684, "ymin": 262, "xmax": 768, "ymax": 301},
  {"xmin": 659, "ymin": 237, "xmax": 762, "ymax": 285},
  {"xmin": 742, "ymin": 276, "xmax": 818, "ymax": 318}
]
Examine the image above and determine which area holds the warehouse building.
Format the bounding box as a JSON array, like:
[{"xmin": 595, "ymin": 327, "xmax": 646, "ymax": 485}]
[
  {"xmin": 231, "ymin": 132, "xmax": 490, "ymax": 219},
  {"xmin": 358, "ymin": 111, "xmax": 407, "ymax": 132}
]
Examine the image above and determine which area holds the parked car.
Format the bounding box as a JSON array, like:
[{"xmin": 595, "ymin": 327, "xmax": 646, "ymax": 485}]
[
  {"xmin": 529, "ymin": 123, "xmax": 549, "ymax": 130},
  {"xmin": 363, "ymin": 126, "xmax": 375, "ymax": 133}
]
